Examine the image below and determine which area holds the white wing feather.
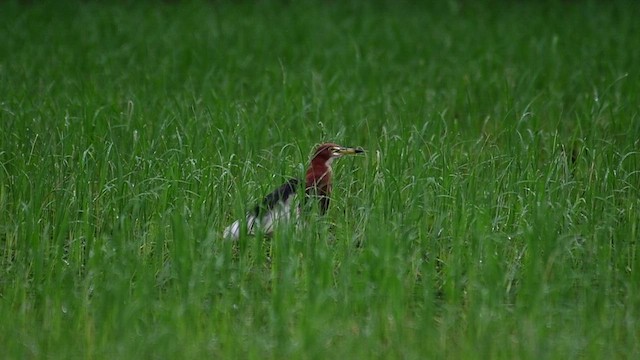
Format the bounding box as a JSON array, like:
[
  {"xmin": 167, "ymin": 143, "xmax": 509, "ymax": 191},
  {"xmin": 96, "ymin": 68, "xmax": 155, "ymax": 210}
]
[{"xmin": 223, "ymin": 189, "xmax": 299, "ymax": 240}]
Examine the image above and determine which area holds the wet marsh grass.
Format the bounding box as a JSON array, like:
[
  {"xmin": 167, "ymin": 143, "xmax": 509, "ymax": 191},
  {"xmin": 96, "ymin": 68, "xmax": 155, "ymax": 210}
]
[{"xmin": 1, "ymin": 0, "xmax": 639, "ymax": 358}]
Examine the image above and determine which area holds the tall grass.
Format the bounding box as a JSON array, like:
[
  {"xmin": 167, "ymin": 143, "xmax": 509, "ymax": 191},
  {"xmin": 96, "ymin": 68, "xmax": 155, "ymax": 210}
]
[{"xmin": 1, "ymin": 0, "xmax": 639, "ymax": 358}]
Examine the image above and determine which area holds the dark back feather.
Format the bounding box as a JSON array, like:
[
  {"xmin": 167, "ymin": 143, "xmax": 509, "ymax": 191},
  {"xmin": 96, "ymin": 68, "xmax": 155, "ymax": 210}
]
[{"xmin": 252, "ymin": 178, "xmax": 300, "ymax": 216}]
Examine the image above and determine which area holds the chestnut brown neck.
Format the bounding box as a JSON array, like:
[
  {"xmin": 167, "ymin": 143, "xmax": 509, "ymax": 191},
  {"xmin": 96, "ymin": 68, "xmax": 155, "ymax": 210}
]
[
  {"xmin": 305, "ymin": 158, "xmax": 332, "ymax": 190},
  {"xmin": 304, "ymin": 146, "xmax": 339, "ymax": 215}
]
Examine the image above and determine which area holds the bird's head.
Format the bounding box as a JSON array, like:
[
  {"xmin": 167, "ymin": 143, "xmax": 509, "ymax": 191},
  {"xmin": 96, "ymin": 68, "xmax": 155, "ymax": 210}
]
[{"xmin": 311, "ymin": 143, "xmax": 364, "ymax": 166}]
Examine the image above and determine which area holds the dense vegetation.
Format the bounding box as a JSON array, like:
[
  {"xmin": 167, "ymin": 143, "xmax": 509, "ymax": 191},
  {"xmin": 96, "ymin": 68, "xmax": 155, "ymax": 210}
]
[{"xmin": 1, "ymin": 1, "xmax": 638, "ymax": 358}]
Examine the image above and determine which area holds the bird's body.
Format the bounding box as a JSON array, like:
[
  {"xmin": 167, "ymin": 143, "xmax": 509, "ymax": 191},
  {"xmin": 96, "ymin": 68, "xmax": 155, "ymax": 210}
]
[{"xmin": 223, "ymin": 143, "xmax": 363, "ymax": 240}]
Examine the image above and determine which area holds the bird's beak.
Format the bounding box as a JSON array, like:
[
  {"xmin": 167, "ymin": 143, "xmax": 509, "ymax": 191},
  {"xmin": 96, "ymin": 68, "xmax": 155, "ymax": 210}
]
[{"xmin": 337, "ymin": 146, "xmax": 365, "ymax": 155}]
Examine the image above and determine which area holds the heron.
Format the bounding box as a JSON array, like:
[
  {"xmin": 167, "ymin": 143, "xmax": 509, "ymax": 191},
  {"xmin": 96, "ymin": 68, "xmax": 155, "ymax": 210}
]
[{"xmin": 223, "ymin": 143, "xmax": 364, "ymax": 239}]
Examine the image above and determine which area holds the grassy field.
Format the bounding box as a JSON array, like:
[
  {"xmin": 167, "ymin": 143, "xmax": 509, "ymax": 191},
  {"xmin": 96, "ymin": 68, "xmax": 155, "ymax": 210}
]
[{"xmin": 1, "ymin": 0, "xmax": 639, "ymax": 358}]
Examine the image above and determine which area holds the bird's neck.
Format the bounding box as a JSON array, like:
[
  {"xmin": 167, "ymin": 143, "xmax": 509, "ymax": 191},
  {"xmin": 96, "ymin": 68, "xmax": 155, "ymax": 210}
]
[{"xmin": 305, "ymin": 159, "xmax": 332, "ymax": 189}]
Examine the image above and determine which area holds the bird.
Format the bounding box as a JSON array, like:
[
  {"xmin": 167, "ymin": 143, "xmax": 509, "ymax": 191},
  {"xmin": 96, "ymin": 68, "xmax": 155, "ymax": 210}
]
[{"xmin": 223, "ymin": 143, "xmax": 364, "ymax": 240}]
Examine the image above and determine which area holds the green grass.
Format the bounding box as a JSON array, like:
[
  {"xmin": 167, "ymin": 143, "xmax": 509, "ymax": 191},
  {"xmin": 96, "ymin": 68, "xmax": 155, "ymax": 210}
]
[{"xmin": 1, "ymin": 0, "xmax": 639, "ymax": 358}]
